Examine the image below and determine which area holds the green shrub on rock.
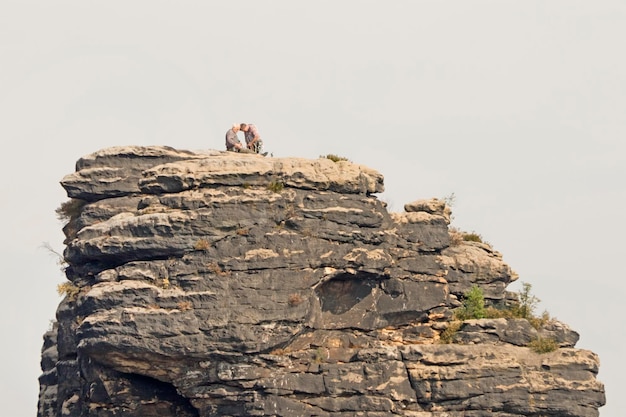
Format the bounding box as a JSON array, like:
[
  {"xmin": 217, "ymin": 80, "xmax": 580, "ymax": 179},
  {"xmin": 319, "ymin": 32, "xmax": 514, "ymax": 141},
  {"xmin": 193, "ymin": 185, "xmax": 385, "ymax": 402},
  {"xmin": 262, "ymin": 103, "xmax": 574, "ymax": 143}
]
[
  {"xmin": 528, "ymin": 337, "xmax": 558, "ymax": 353},
  {"xmin": 320, "ymin": 154, "xmax": 349, "ymax": 163},
  {"xmin": 455, "ymin": 285, "xmax": 486, "ymax": 320},
  {"xmin": 462, "ymin": 232, "xmax": 484, "ymax": 243},
  {"xmin": 439, "ymin": 321, "xmax": 462, "ymax": 344},
  {"xmin": 267, "ymin": 181, "xmax": 284, "ymax": 193}
]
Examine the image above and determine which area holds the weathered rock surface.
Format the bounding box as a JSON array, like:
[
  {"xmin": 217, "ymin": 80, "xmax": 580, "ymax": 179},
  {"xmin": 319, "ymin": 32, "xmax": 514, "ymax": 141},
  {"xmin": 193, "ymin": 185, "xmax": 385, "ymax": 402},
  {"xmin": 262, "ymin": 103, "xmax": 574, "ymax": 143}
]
[{"xmin": 39, "ymin": 146, "xmax": 605, "ymax": 416}]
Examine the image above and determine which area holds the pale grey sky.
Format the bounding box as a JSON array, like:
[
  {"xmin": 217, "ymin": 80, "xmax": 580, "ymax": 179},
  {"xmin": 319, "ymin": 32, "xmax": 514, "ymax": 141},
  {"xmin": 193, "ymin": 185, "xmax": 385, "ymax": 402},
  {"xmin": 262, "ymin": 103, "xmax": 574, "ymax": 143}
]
[{"xmin": 1, "ymin": 1, "xmax": 624, "ymax": 416}]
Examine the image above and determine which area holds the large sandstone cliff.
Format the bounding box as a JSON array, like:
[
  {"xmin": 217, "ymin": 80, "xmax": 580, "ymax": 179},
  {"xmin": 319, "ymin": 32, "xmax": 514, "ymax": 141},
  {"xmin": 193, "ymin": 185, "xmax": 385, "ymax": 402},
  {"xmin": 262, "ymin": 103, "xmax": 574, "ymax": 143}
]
[{"xmin": 39, "ymin": 146, "xmax": 605, "ymax": 416}]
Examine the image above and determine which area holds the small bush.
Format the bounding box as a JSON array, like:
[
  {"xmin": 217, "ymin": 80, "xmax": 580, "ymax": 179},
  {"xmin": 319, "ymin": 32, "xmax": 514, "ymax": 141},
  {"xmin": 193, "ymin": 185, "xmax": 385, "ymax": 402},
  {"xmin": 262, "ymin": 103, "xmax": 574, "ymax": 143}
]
[
  {"xmin": 55, "ymin": 199, "xmax": 86, "ymax": 223},
  {"xmin": 441, "ymin": 192, "xmax": 456, "ymax": 208},
  {"xmin": 313, "ymin": 347, "xmax": 326, "ymax": 363},
  {"xmin": 57, "ymin": 282, "xmax": 79, "ymax": 301},
  {"xmin": 445, "ymin": 281, "xmax": 555, "ymax": 347},
  {"xmin": 528, "ymin": 337, "xmax": 558, "ymax": 353},
  {"xmin": 484, "ymin": 306, "xmax": 514, "ymax": 319},
  {"xmin": 207, "ymin": 262, "xmax": 230, "ymax": 277},
  {"xmin": 194, "ymin": 239, "xmax": 210, "ymax": 251},
  {"xmin": 439, "ymin": 321, "xmax": 462, "ymax": 344},
  {"xmin": 455, "ymin": 285, "xmax": 486, "ymax": 320},
  {"xmin": 321, "ymin": 154, "xmax": 349, "ymax": 163},
  {"xmin": 448, "ymin": 227, "xmax": 464, "ymax": 246},
  {"xmin": 488, "ymin": 282, "xmax": 552, "ymax": 329},
  {"xmin": 463, "ymin": 232, "xmax": 484, "ymax": 243},
  {"xmin": 161, "ymin": 277, "xmax": 170, "ymax": 289},
  {"xmin": 528, "ymin": 310, "xmax": 552, "ymax": 330},
  {"xmin": 516, "ymin": 282, "xmax": 541, "ymax": 319},
  {"xmin": 267, "ymin": 181, "xmax": 284, "ymax": 193}
]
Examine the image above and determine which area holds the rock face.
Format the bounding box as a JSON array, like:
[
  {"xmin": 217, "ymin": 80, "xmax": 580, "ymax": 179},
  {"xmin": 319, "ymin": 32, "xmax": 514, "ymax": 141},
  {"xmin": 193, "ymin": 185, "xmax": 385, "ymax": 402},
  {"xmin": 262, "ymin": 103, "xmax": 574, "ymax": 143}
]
[{"xmin": 39, "ymin": 146, "xmax": 605, "ymax": 417}]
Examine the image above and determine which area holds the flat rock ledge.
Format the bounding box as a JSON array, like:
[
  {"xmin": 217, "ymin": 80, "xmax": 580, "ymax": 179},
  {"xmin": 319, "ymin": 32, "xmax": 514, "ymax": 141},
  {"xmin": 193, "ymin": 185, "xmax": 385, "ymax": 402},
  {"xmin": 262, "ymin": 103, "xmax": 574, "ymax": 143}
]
[{"xmin": 39, "ymin": 146, "xmax": 605, "ymax": 417}]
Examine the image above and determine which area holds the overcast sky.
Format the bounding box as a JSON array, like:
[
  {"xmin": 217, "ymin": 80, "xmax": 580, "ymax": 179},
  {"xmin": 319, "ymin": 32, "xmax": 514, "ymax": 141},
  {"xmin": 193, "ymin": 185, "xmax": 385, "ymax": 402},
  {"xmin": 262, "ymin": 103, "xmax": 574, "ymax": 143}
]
[{"xmin": 1, "ymin": 1, "xmax": 624, "ymax": 416}]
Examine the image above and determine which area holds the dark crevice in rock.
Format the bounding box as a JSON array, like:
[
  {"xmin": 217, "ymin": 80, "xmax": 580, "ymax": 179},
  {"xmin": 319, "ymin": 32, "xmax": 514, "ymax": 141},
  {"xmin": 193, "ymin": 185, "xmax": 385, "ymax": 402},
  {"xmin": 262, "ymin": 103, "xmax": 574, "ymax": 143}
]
[
  {"xmin": 118, "ymin": 372, "xmax": 200, "ymax": 417},
  {"xmin": 66, "ymin": 253, "xmax": 186, "ymax": 280},
  {"xmin": 382, "ymin": 310, "xmax": 430, "ymax": 326},
  {"xmin": 315, "ymin": 272, "xmax": 381, "ymax": 314}
]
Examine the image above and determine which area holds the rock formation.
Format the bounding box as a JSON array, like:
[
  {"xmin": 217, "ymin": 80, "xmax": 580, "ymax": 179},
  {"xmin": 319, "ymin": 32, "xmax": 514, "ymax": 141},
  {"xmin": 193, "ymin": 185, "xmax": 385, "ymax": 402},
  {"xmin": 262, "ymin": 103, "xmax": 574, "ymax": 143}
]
[{"xmin": 38, "ymin": 146, "xmax": 605, "ymax": 416}]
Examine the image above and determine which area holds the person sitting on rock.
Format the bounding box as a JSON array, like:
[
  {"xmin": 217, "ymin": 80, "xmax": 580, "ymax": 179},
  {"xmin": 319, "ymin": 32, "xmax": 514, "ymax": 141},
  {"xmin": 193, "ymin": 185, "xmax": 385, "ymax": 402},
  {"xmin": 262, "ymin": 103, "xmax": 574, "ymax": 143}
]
[
  {"xmin": 225, "ymin": 123, "xmax": 254, "ymax": 153},
  {"xmin": 240, "ymin": 123, "xmax": 267, "ymax": 155}
]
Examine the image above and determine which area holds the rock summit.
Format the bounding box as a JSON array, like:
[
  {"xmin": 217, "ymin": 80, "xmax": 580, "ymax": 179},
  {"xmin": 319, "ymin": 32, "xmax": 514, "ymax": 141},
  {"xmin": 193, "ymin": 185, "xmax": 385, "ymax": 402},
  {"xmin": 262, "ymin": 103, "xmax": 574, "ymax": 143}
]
[{"xmin": 38, "ymin": 146, "xmax": 605, "ymax": 416}]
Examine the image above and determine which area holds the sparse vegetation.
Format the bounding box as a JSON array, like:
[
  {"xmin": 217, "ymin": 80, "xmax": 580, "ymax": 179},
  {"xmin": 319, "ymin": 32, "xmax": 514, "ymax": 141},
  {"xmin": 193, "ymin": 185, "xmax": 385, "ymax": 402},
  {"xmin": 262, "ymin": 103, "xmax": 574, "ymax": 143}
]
[
  {"xmin": 161, "ymin": 277, "xmax": 170, "ymax": 289},
  {"xmin": 495, "ymin": 282, "xmax": 553, "ymax": 329},
  {"xmin": 514, "ymin": 282, "xmax": 541, "ymax": 319},
  {"xmin": 194, "ymin": 239, "xmax": 210, "ymax": 251},
  {"xmin": 462, "ymin": 232, "xmax": 484, "ymax": 243},
  {"xmin": 56, "ymin": 199, "xmax": 87, "ymax": 242},
  {"xmin": 440, "ymin": 193, "xmax": 456, "ymax": 223},
  {"xmin": 483, "ymin": 306, "xmax": 514, "ymax": 319},
  {"xmin": 448, "ymin": 227, "xmax": 464, "ymax": 246},
  {"xmin": 528, "ymin": 310, "xmax": 552, "ymax": 330},
  {"xmin": 55, "ymin": 199, "xmax": 86, "ymax": 223},
  {"xmin": 42, "ymin": 242, "xmax": 68, "ymax": 271},
  {"xmin": 288, "ymin": 293, "xmax": 304, "ymax": 306},
  {"xmin": 451, "ymin": 281, "xmax": 554, "ymax": 330},
  {"xmin": 177, "ymin": 300, "xmax": 193, "ymax": 311},
  {"xmin": 439, "ymin": 321, "xmax": 462, "ymax": 344},
  {"xmin": 448, "ymin": 227, "xmax": 489, "ymax": 246},
  {"xmin": 321, "ymin": 154, "xmax": 349, "ymax": 163},
  {"xmin": 444, "ymin": 282, "xmax": 561, "ymax": 351},
  {"xmin": 57, "ymin": 282, "xmax": 79, "ymax": 301},
  {"xmin": 441, "ymin": 192, "xmax": 456, "ymax": 208},
  {"xmin": 528, "ymin": 337, "xmax": 558, "ymax": 353},
  {"xmin": 207, "ymin": 262, "xmax": 230, "ymax": 277},
  {"xmin": 236, "ymin": 228, "xmax": 249, "ymax": 236},
  {"xmin": 313, "ymin": 347, "xmax": 326, "ymax": 363},
  {"xmin": 441, "ymin": 193, "xmax": 456, "ymax": 214},
  {"xmin": 267, "ymin": 181, "xmax": 284, "ymax": 193},
  {"xmin": 455, "ymin": 285, "xmax": 486, "ymax": 320}
]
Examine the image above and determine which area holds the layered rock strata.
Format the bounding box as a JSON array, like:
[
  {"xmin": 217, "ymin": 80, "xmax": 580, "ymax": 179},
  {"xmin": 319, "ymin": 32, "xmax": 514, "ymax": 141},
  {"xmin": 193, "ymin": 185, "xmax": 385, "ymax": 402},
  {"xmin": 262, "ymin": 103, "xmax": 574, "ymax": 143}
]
[{"xmin": 38, "ymin": 146, "xmax": 605, "ymax": 416}]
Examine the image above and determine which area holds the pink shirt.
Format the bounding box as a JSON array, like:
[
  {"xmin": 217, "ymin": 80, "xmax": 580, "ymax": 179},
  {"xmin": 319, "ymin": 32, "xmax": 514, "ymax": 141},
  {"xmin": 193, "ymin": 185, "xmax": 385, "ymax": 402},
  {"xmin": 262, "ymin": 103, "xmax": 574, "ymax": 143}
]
[{"xmin": 244, "ymin": 124, "xmax": 261, "ymax": 145}]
